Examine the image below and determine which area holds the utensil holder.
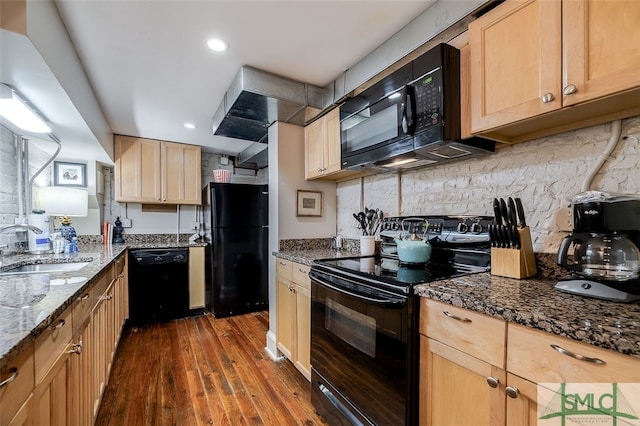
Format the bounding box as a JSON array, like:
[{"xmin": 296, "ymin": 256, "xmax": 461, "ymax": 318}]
[
  {"xmin": 360, "ymin": 236, "xmax": 375, "ymax": 256},
  {"xmin": 491, "ymin": 226, "xmax": 537, "ymax": 279}
]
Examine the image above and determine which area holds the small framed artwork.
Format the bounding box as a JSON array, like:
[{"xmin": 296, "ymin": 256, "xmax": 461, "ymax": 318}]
[
  {"xmin": 296, "ymin": 190, "xmax": 323, "ymax": 217},
  {"xmin": 53, "ymin": 161, "xmax": 87, "ymax": 187}
]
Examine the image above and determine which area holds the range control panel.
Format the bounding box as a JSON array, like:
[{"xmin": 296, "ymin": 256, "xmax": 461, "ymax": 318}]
[{"xmin": 380, "ymin": 215, "xmax": 494, "ymax": 244}]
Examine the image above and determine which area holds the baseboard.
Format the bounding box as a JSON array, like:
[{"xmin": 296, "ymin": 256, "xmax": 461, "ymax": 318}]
[{"xmin": 264, "ymin": 330, "xmax": 282, "ymax": 360}]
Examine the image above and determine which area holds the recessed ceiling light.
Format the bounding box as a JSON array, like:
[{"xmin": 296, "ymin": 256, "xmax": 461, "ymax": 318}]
[
  {"xmin": 184, "ymin": 123, "xmax": 197, "ymax": 129},
  {"xmin": 207, "ymin": 38, "xmax": 228, "ymax": 52}
]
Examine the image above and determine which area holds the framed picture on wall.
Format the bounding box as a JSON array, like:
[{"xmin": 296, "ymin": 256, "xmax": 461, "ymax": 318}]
[
  {"xmin": 296, "ymin": 190, "xmax": 323, "ymax": 217},
  {"xmin": 53, "ymin": 161, "xmax": 87, "ymax": 187}
]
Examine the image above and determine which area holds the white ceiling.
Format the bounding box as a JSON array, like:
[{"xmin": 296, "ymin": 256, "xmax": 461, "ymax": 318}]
[{"xmin": 51, "ymin": 0, "xmax": 437, "ymax": 157}]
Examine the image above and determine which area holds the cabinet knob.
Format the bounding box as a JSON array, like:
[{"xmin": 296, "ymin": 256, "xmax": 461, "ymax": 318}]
[
  {"xmin": 486, "ymin": 376, "xmax": 500, "ymax": 388},
  {"xmin": 563, "ymin": 84, "xmax": 577, "ymax": 95},
  {"xmin": 506, "ymin": 386, "xmax": 520, "ymax": 399},
  {"xmin": 317, "ymin": 168, "xmax": 323, "ymax": 172},
  {"xmin": 541, "ymin": 93, "xmax": 555, "ymax": 103},
  {"xmin": 67, "ymin": 342, "xmax": 83, "ymax": 355}
]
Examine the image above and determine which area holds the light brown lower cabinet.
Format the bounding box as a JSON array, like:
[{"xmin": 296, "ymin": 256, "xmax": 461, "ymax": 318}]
[
  {"xmin": 1, "ymin": 344, "xmax": 35, "ymax": 426},
  {"xmin": 7, "ymin": 394, "xmax": 33, "ymax": 426},
  {"xmin": 420, "ymin": 299, "xmax": 640, "ymax": 426},
  {"xmin": 275, "ymin": 258, "xmax": 311, "ymax": 381},
  {"xmin": 1, "ymin": 251, "xmax": 129, "ymax": 425}
]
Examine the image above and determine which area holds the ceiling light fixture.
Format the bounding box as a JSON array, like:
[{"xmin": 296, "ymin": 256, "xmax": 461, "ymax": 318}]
[
  {"xmin": 0, "ymin": 83, "xmax": 52, "ymax": 133},
  {"xmin": 388, "ymin": 92, "xmax": 401, "ymax": 100},
  {"xmin": 184, "ymin": 122, "xmax": 197, "ymax": 129},
  {"xmin": 207, "ymin": 38, "xmax": 228, "ymax": 52}
]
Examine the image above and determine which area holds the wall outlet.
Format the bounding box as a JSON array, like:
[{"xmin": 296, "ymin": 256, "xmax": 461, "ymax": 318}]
[
  {"xmin": 554, "ymin": 206, "xmax": 573, "ymax": 231},
  {"xmin": 120, "ymin": 218, "xmax": 132, "ymax": 228}
]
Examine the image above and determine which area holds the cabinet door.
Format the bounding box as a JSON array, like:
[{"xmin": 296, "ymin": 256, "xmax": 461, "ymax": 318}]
[
  {"xmin": 69, "ymin": 321, "xmax": 92, "ymax": 426},
  {"xmin": 276, "ymin": 278, "xmax": 295, "ymax": 360},
  {"xmin": 114, "ymin": 135, "xmax": 161, "ymax": 203},
  {"xmin": 34, "ymin": 349, "xmax": 72, "ymax": 426},
  {"xmin": 188, "ymin": 246, "xmax": 206, "ymax": 309},
  {"xmin": 0, "ymin": 345, "xmax": 34, "ymax": 426},
  {"xmin": 162, "ymin": 141, "xmax": 202, "ymax": 204},
  {"xmin": 323, "ymin": 108, "xmax": 342, "ymax": 175},
  {"xmin": 420, "ymin": 336, "xmax": 505, "ymax": 426},
  {"xmin": 7, "ymin": 394, "xmax": 33, "ymax": 426},
  {"xmin": 294, "ymin": 284, "xmax": 311, "ymax": 381},
  {"xmin": 505, "ymin": 373, "xmax": 538, "ymax": 426},
  {"xmin": 469, "ymin": 0, "xmax": 562, "ymax": 132},
  {"xmin": 563, "ymin": 0, "xmax": 640, "ymax": 106},
  {"xmin": 304, "ymin": 118, "xmax": 325, "ymax": 179}
]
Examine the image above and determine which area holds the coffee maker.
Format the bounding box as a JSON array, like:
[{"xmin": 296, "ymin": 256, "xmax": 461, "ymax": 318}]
[{"xmin": 556, "ymin": 192, "xmax": 640, "ymax": 302}]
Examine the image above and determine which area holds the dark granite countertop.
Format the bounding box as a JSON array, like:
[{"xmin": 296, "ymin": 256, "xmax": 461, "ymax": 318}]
[
  {"xmin": 272, "ymin": 248, "xmax": 361, "ymax": 266},
  {"xmin": 0, "ymin": 242, "xmax": 205, "ymax": 365},
  {"xmin": 273, "ymin": 250, "xmax": 640, "ymax": 360},
  {"xmin": 414, "ymin": 273, "xmax": 640, "ymax": 359}
]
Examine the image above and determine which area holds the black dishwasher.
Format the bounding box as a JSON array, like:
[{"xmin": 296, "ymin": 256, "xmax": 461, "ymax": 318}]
[{"xmin": 128, "ymin": 248, "xmax": 189, "ymax": 325}]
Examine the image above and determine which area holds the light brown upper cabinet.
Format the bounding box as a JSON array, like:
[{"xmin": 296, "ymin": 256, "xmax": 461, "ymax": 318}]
[
  {"xmin": 115, "ymin": 135, "xmax": 201, "ymax": 205},
  {"xmin": 304, "ymin": 108, "xmax": 367, "ymax": 181},
  {"xmin": 469, "ymin": 0, "xmax": 640, "ymax": 142}
]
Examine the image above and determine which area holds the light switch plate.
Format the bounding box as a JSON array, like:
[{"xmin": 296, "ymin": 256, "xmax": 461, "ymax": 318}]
[
  {"xmin": 554, "ymin": 206, "xmax": 572, "ymax": 231},
  {"xmin": 120, "ymin": 218, "xmax": 132, "ymax": 228}
]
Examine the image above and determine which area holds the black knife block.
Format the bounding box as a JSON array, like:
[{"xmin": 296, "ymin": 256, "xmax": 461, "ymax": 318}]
[{"xmin": 491, "ymin": 226, "xmax": 537, "ymax": 279}]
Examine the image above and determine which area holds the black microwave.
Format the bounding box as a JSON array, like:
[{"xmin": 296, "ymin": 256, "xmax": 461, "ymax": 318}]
[{"xmin": 339, "ymin": 43, "xmax": 494, "ymax": 170}]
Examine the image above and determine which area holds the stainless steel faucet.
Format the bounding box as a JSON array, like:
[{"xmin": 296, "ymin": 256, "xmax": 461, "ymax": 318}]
[{"xmin": 0, "ymin": 224, "xmax": 43, "ymax": 234}]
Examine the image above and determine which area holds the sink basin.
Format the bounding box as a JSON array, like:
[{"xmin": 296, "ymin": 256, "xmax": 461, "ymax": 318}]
[{"xmin": 0, "ymin": 262, "xmax": 91, "ymax": 276}]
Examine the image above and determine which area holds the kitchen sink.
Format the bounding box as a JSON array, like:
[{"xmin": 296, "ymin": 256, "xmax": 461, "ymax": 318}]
[{"xmin": 0, "ymin": 261, "xmax": 91, "ymax": 276}]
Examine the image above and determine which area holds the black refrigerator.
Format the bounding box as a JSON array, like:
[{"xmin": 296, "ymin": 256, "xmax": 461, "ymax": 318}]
[{"xmin": 202, "ymin": 182, "xmax": 269, "ymax": 317}]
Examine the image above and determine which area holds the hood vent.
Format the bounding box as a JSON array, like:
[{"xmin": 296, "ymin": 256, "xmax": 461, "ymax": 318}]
[{"xmin": 212, "ymin": 66, "xmax": 325, "ymax": 143}]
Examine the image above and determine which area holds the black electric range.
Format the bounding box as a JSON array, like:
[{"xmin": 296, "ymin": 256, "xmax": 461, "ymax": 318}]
[{"xmin": 309, "ymin": 215, "xmax": 492, "ymax": 426}]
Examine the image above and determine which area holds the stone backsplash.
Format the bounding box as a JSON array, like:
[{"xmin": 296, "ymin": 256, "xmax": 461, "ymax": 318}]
[{"xmin": 337, "ymin": 116, "xmax": 640, "ymax": 254}]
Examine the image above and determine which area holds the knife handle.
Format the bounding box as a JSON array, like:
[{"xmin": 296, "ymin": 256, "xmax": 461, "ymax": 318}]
[
  {"xmin": 493, "ymin": 198, "xmax": 502, "ymax": 225},
  {"xmin": 499, "ymin": 198, "xmax": 509, "ymax": 225},
  {"xmin": 514, "ymin": 198, "xmax": 527, "ymax": 227}
]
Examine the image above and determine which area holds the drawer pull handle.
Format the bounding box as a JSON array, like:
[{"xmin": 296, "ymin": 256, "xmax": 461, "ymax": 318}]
[
  {"xmin": 443, "ymin": 311, "xmax": 472, "ymax": 323},
  {"xmin": 506, "ymin": 386, "xmax": 520, "ymax": 399},
  {"xmin": 50, "ymin": 318, "xmax": 66, "ymax": 331},
  {"xmin": 80, "ymin": 293, "xmax": 90, "ymax": 301},
  {"xmin": 0, "ymin": 367, "xmax": 18, "ymax": 388},
  {"xmin": 550, "ymin": 344, "xmax": 606, "ymax": 365},
  {"xmin": 486, "ymin": 376, "xmax": 500, "ymax": 388}
]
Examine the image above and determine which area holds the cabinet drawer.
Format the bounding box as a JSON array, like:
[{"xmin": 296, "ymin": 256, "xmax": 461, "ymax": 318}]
[
  {"xmin": 34, "ymin": 305, "xmax": 72, "ymax": 384},
  {"xmin": 507, "ymin": 323, "xmax": 640, "ymax": 383},
  {"xmin": 420, "ymin": 298, "xmax": 506, "ymax": 367},
  {"xmin": 292, "ymin": 262, "xmax": 310, "ymax": 290},
  {"xmin": 0, "ymin": 344, "xmax": 34, "ymax": 426},
  {"xmin": 276, "ymin": 258, "xmax": 292, "ymax": 281},
  {"xmin": 72, "ymin": 284, "xmax": 95, "ymax": 335}
]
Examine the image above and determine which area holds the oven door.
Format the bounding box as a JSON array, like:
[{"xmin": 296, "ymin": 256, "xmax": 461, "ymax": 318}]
[{"xmin": 310, "ymin": 268, "xmax": 413, "ymax": 425}]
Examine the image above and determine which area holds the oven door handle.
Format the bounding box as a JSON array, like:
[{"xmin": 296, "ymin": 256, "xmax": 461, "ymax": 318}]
[{"xmin": 311, "ymin": 273, "xmax": 406, "ymax": 307}]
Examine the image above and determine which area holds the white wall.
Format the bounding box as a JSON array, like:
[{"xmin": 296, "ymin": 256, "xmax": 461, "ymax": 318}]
[
  {"xmin": 273, "ymin": 125, "xmax": 337, "ymax": 240},
  {"xmin": 337, "ymin": 116, "xmax": 640, "ymax": 253},
  {"xmin": 266, "ymin": 122, "xmax": 337, "ymax": 358}
]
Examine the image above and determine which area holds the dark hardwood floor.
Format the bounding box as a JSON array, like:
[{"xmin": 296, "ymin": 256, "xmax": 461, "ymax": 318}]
[{"xmin": 96, "ymin": 311, "xmax": 324, "ymax": 425}]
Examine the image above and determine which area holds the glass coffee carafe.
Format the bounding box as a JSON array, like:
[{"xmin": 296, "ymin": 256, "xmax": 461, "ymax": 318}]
[{"xmin": 558, "ymin": 233, "xmax": 640, "ymax": 280}]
